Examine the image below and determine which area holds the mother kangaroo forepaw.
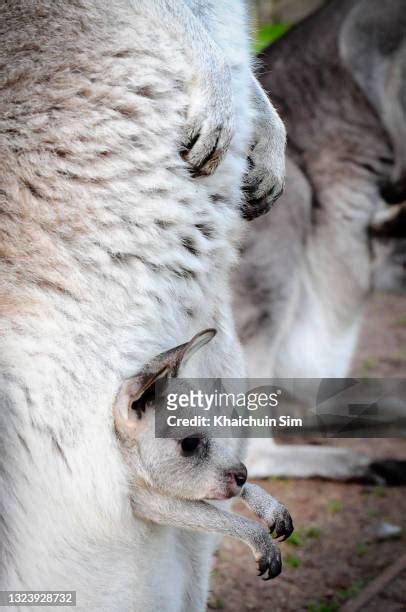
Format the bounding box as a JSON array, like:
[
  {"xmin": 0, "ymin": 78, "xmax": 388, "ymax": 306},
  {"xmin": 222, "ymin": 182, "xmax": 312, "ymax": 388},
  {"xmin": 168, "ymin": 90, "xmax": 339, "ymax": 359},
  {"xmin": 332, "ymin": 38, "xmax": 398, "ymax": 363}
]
[
  {"xmin": 241, "ymin": 182, "xmax": 283, "ymax": 220},
  {"xmin": 241, "ymin": 155, "xmax": 285, "ymax": 221},
  {"xmin": 181, "ymin": 52, "xmax": 235, "ymax": 177}
]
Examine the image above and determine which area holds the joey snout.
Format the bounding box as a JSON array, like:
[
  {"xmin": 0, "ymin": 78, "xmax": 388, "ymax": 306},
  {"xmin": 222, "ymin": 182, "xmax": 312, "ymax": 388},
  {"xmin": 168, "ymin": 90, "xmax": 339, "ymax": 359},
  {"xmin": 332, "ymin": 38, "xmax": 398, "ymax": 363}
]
[
  {"xmin": 204, "ymin": 461, "xmax": 247, "ymax": 501},
  {"xmin": 222, "ymin": 462, "xmax": 248, "ymax": 498}
]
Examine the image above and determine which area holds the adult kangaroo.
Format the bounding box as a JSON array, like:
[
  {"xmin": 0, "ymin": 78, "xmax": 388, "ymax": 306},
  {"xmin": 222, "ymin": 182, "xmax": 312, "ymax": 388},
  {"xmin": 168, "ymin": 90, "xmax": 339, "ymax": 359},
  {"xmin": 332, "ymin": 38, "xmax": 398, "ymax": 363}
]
[
  {"xmin": 0, "ymin": 1, "xmax": 286, "ymax": 610},
  {"xmin": 234, "ymin": 0, "xmax": 406, "ymax": 480}
]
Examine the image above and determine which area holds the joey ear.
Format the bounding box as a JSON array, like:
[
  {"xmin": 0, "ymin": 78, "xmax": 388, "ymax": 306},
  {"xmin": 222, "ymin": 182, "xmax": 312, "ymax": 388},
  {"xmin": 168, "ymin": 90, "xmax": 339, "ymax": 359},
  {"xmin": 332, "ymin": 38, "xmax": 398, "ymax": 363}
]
[
  {"xmin": 339, "ymin": 0, "xmax": 406, "ymax": 196},
  {"xmin": 113, "ymin": 328, "xmax": 216, "ymax": 442},
  {"xmin": 145, "ymin": 328, "xmax": 217, "ymax": 378},
  {"xmin": 169, "ymin": 327, "xmax": 217, "ymax": 372}
]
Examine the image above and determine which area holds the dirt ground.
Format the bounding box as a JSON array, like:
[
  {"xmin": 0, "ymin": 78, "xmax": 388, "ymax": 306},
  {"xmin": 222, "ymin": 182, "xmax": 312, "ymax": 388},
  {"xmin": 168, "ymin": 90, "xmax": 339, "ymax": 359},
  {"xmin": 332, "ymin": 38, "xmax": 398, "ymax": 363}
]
[
  {"xmin": 211, "ymin": 291, "xmax": 406, "ymax": 612},
  {"xmin": 351, "ymin": 292, "xmax": 406, "ymax": 379}
]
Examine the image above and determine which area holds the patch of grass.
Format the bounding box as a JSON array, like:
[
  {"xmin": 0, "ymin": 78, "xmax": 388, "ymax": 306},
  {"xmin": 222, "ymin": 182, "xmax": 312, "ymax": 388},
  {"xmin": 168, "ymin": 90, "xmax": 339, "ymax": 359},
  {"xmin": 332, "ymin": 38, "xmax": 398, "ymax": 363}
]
[
  {"xmin": 362, "ymin": 356, "xmax": 378, "ymax": 372},
  {"xmin": 326, "ymin": 499, "xmax": 343, "ymax": 514},
  {"xmin": 336, "ymin": 579, "xmax": 364, "ymax": 602},
  {"xmin": 355, "ymin": 543, "xmax": 368, "ymax": 558},
  {"xmin": 305, "ymin": 526, "xmax": 321, "ymax": 539},
  {"xmin": 306, "ymin": 601, "xmax": 339, "ymax": 612},
  {"xmin": 285, "ymin": 553, "xmax": 302, "ymax": 568},
  {"xmin": 373, "ymin": 486, "xmax": 387, "ymax": 498},
  {"xmin": 286, "ymin": 531, "xmax": 302, "ymax": 546},
  {"xmin": 367, "ymin": 506, "xmax": 380, "ymax": 517},
  {"xmin": 208, "ymin": 595, "xmax": 225, "ymax": 610},
  {"xmin": 285, "ymin": 525, "xmax": 321, "ymax": 546},
  {"xmin": 306, "ymin": 580, "xmax": 364, "ymax": 612},
  {"xmin": 268, "ymin": 474, "xmax": 288, "ymax": 481},
  {"xmin": 252, "ymin": 22, "xmax": 290, "ymax": 54}
]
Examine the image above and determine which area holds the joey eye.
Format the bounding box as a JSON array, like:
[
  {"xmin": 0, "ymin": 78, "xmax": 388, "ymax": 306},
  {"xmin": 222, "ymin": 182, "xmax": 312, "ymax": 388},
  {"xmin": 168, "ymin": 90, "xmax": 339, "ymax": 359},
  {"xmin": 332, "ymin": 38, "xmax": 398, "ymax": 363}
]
[
  {"xmin": 180, "ymin": 436, "xmax": 201, "ymax": 456},
  {"xmin": 131, "ymin": 384, "xmax": 156, "ymax": 419}
]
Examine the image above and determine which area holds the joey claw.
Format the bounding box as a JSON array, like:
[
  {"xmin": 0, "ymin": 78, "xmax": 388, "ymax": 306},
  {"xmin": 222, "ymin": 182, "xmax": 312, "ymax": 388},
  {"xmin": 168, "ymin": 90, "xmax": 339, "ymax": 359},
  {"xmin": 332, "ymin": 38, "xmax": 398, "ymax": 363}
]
[
  {"xmin": 263, "ymin": 560, "xmax": 282, "ymax": 581},
  {"xmin": 241, "ymin": 483, "xmax": 294, "ymax": 542},
  {"xmin": 256, "ymin": 539, "xmax": 282, "ymax": 581},
  {"xmin": 265, "ymin": 549, "xmax": 282, "ymax": 580},
  {"xmin": 257, "ymin": 502, "xmax": 293, "ymax": 542},
  {"xmin": 272, "ymin": 508, "xmax": 294, "ymax": 541},
  {"xmin": 257, "ymin": 558, "xmax": 268, "ymax": 577}
]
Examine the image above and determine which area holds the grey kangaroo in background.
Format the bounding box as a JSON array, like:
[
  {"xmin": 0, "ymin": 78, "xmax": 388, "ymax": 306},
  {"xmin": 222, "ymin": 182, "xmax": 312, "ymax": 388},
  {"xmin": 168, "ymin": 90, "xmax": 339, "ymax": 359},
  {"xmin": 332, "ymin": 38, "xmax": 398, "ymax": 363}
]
[{"xmin": 234, "ymin": 0, "xmax": 406, "ymax": 480}]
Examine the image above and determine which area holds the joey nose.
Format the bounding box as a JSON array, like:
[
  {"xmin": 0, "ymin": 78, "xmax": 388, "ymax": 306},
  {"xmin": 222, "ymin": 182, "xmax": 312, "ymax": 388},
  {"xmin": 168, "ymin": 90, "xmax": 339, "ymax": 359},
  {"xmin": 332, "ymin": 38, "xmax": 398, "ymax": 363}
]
[{"xmin": 232, "ymin": 463, "xmax": 247, "ymax": 488}]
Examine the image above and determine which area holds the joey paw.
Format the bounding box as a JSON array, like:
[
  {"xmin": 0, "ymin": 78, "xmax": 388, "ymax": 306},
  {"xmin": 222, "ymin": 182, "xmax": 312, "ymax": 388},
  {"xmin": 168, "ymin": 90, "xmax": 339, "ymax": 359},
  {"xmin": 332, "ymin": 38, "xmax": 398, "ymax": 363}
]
[
  {"xmin": 256, "ymin": 537, "xmax": 282, "ymax": 581},
  {"xmin": 267, "ymin": 504, "xmax": 294, "ymax": 541}
]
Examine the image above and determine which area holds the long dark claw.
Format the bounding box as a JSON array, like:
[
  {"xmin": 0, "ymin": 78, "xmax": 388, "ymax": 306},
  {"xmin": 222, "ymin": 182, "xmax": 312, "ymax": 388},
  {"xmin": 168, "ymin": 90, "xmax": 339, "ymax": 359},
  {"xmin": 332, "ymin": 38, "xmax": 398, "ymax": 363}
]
[
  {"xmin": 257, "ymin": 559, "xmax": 268, "ymax": 576},
  {"xmin": 273, "ymin": 514, "xmax": 294, "ymax": 541}
]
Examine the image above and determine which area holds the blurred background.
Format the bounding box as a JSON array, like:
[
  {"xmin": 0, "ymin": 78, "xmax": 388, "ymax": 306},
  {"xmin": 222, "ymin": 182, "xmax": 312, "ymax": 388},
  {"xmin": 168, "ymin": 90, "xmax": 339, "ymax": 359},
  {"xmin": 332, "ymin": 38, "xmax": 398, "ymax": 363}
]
[
  {"xmin": 250, "ymin": 0, "xmax": 324, "ymax": 52},
  {"xmin": 211, "ymin": 1, "xmax": 406, "ymax": 610}
]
